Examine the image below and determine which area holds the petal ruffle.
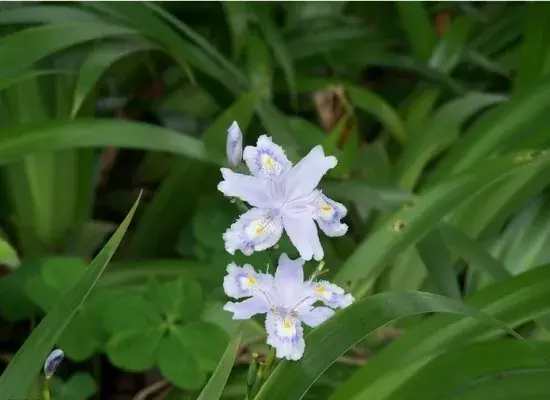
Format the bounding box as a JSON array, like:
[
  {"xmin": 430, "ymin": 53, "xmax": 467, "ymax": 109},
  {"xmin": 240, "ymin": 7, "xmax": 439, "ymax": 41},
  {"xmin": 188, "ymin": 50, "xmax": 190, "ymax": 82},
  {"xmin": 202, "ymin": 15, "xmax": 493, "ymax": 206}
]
[
  {"xmin": 313, "ymin": 192, "xmax": 348, "ymax": 237},
  {"xmin": 312, "ymin": 280, "xmax": 354, "ymax": 309},
  {"xmin": 243, "ymin": 135, "xmax": 292, "ymax": 178},
  {"xmin": 265, "ymin": 311, "xmax": 305, "ymax": 361},
  {"xmin": 223, "ymin": 208, "xmax": 283, "ymax": 256},
  {"xmin": 223, "ymin": 263, "xmax": 261, "ymax": 299}
]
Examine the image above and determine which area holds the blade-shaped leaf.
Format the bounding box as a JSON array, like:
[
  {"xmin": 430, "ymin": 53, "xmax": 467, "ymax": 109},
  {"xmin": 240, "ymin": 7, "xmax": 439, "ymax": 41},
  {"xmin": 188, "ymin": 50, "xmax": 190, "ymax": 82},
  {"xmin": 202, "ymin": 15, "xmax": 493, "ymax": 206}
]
[
  {"xmin": 196, "ymin": 330, "xmax": 242, "ymax": 400},
  {"xmin": 0, "ymin": 21, "xmax": 137, "ymax": 76},
  {"xmin": 0, "ymin": 119, "xmax": 210, "ymax": 167},
  {"xmin": 254, "ymin": 291, "xmax": 528, "ymax": 400},
  {"xmin": 0, "ymin": 193, "xmax": 141, "ymax": 399}
]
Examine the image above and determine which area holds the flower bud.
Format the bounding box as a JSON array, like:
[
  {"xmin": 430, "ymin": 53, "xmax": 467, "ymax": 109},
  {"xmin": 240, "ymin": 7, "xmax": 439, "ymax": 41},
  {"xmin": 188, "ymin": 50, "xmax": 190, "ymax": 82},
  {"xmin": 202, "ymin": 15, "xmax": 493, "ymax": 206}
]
[
  {"xmin": 44, "ymin": 349, "xmax": 64, "ymax": 378},
  {"xmin": 226, "ymin": 121, "xmax": 243, "ymax": 166}
]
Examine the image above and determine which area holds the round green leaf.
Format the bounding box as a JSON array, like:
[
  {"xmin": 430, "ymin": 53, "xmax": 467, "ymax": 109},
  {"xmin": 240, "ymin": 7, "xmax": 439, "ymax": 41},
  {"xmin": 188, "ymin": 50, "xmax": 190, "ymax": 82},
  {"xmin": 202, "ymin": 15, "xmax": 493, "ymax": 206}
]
[
  {"xmin": 58, "ymin": 372, "xmax": 98, "ymax": 400},
  {"xmin": 177, "ymin": 322, "xmax": 230, "ymax": 371},
  {"xmin": 57, "ymin": 311, "xmax": 99, "ymax": 361},
  {"xmin": 106, "ymin": 327, "xmax": 163, "ymax": 372},
  {"xmin": 148, "ymin": 277, "xmax": 203, "ymax": 323},
  {"xmin": 41, "ymin": 257, "xmax": 87, "ymax": 293},
  {"xmin": 192, "ymin": 200, "xmax": 237, "ymax": 251},
  {"xmin": 158, "ymin": 329, "xmax": 204, "ymax": 389},
  {"xmin": 103, "ymin": 292, "xmax": 162, "ymax": 333}
]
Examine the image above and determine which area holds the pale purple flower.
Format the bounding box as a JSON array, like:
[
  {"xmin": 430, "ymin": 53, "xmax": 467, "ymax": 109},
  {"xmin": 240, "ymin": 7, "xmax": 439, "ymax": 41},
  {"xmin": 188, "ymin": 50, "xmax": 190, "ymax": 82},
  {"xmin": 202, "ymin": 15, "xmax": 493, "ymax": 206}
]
[
  {"xmin": 223, "ymin": 254, "xmax": 354, "ymax": 360},
  {"xmin": 218, "ymin": 135, "xmax": 348, "ymax": 261},
  {"xmin": 226, "ymin": 121, "xmax": 243, "ymax": 166}
]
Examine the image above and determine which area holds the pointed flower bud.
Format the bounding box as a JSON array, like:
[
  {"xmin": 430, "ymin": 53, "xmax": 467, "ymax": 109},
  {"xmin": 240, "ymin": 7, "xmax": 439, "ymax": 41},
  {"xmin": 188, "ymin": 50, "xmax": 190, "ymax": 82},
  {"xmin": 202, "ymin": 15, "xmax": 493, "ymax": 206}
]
[
  {"xmin": 226, "ymin": 121, "xmax": 243, "ymax": 166},
  {"xmin": 44, "ymin": 349, "xmax": 64, "ymax": 378}
]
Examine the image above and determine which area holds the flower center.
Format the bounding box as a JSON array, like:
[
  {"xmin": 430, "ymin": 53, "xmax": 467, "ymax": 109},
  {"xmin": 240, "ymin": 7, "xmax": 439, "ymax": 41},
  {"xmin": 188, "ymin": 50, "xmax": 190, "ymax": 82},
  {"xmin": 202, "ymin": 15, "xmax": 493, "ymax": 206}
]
[
  {"xmin": 239, "ymin": 275, "xmax": 256, "ymax": 289},
  {"xmin": 315, "ymin": 284, "xmax": 326, "ymax": 295},
  {"xmin": 279, "ymin": 315, "xmax": 297, "ymax": 337},
  {"xmin": 262, "ymin": 154, "xmax": 275, "ymax": 168}
]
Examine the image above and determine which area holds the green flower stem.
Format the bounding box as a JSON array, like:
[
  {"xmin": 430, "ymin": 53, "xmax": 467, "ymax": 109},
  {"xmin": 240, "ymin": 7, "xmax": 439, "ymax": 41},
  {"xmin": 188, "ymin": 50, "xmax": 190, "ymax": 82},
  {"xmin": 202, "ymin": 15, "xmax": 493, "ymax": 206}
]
[{"xmin": 42, "ymin": 377, "xmax": 50, "ymax": 400}]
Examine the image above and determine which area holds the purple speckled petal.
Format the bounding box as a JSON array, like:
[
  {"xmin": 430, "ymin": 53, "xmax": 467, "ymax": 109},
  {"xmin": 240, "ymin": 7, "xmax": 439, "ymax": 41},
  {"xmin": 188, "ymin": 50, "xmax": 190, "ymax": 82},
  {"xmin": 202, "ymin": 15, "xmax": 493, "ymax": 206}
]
[
  {"xmin": 312, "ymin": 280, "xmax": 354, "ymax": 309},
  {"xmin": 243, "ymin": 135, "xmax": 292, "ymax": 178},
  {"xmin": 223, "ymin": 208, "xmax": 283, "ymax": 256},
  {"xmin": 223, "ymin": 263, "xmax": 260, "ymax": 299},
  {"xmin": 312, "ymin": 191, "xmax": 348, "ymax": 237},
  {"xmin": 284, "ymin": 145, "xmax": 337, "ymax": 201},
  {"xmin": 265, "ymin": 310, "xmax": 305, "ymax": 361},
  {"xmin": 217, "ymin": 168, "xmax": 271, "ymax": 208}
]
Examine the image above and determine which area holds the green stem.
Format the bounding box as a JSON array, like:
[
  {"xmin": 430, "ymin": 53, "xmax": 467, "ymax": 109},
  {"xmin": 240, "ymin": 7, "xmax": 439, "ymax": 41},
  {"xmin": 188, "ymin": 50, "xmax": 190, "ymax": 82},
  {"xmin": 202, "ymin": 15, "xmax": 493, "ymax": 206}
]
[{"xmin": 42, "ymin": 377, "xmax": 50, "ymax": 400}]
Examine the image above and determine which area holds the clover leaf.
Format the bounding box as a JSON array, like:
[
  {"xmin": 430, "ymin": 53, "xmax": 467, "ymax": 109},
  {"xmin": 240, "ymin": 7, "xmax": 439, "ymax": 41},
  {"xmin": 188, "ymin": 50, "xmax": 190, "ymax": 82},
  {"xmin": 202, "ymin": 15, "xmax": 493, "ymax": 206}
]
[
  {"xmin": 50, "ymin": 372, "xmax": 98, "ymax": 400},
  {"xmin": 24, "ymin": 257, "xmax": 115, "ymax": 360},
  {"xmin": 103, "ymin": 277, "xmax": 229, "ymax": 389}
]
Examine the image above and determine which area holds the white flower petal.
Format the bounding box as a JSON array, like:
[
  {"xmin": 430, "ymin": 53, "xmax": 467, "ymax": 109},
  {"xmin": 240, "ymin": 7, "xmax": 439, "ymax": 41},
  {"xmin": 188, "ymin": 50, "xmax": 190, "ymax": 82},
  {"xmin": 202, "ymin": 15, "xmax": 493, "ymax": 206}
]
[
  {"xmin": 265, "ymin": 310, "xmax": 305, "ymax": 361},
  {"xmin": 284, "ymin": 145, "xmax": 337, "ymax": 201},
  {"xmin": 274, "ymin": 253, "xmax": 305, "ymax": 285},
  {"xmin": 312, "ymin": 280, "xmax": 354, "ymax": 309},
  {"xmin": 223, "ymin": 263, "xmax": 261, "ymax": 299},
  {"xmin": 300, "ymin": 306, "xmax": 334, "ymax": 328},
  {"xmin": 313, "ymin": 192, "xmax": 348, "ymax": 237},
  {"xmin": 218, "ymin": 168, "xmax": 271, "ymax": 208},
  {"xmin": 223, "ymin": 208, "xmax": 283, "ymax": 256},
  {"xmin": 243, "ymin": 135, "xmax": 292, "ymax": 178},
  {"xmin": 223, "ymin": 297, "xmax": 269, "ymax": 319},
  {"xmin": 282, "ymin": 213, "xmax": 324, "ymax": 261}
]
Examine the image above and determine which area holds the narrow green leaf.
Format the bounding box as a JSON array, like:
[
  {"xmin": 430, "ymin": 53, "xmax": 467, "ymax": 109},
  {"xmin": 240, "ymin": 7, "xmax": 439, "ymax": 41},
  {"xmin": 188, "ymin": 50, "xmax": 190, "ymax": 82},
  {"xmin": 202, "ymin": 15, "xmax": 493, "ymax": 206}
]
[
  {"xmin": 332, "ymin": 266, "xmax": 550, "ymax": 400},
  {"xmin": 448, "ymin": 370, "xmax": 550, "ymax": 400},
  {"xmin": 429, "ymin": 16, "xmax": 473, "ymax": 73},
  {"xmin": 396, "ymin": 92, "xmax": 506, "ymax": 189},
  {"xmin": 128, "ymin": 91, "xmax": 257, "ymax": 258},
  {"xmin": 0, "ymin": 5, "xmax": 98, "ymax": 25},
  {"xmin": 417, "ymin": 230, "xmax": 461, "ymax": 299},
  {"xmin": 0, "ymin": 21, "xmax": 137, "ymax": 76},
  {"xmin": 335, "ymin": 154, "xmax": 542, "ymax": 297},
  {"xmin": 143, "ymin": 1, "xmax": 247, "ymax": 86},
  {"xmin": 252, "ymin": 4, "xmax": 296, "ymax": 103},
  {"xmin": 439, "ymin": 224, "xmax": 511, "ymax": 282},
  {"xmin": 428, "ymin": 77, "xmax": 550, "ymax": 182},
  {"xmin": 82, "ymin": 1, "xmax": 239, "ymax": 94},
  {"xmin": 0, "ymin": 119, "xmax": 210, "ymax": 167},
  {"xmin": 72, "ymin": 40, "xmax": 157, "ymax": 116},
  {"xmin": 385, "ymin": 340, "xmax": 550, "ymax": 400},
  {"xmin": 396, "ymin": 2, "xmax": 437, "ymax": 62},
  {"xmin": 0, "ymin": 193, "xmax": 142, "ymax": 399},
  {"xmin": 346, "ymin": 84, "xmax": 407, "ymax": 145},
  {"xmin": 254, "ymin": 291, "xmax": 527, "ymax": 400},
  {"xmin": 513, "ymin": 3, "xmax": 550, "ymax": 93},
  {"xmin": 248, "ymin": 32, "xmax": 273, "ymax": 100},
  {"xmin": 197, "ymin": 330, "xmax": 242, "ymax": 400},
  {"xmin": 223, "ymin": 2, "xmax": 249, "ymax": 61}
]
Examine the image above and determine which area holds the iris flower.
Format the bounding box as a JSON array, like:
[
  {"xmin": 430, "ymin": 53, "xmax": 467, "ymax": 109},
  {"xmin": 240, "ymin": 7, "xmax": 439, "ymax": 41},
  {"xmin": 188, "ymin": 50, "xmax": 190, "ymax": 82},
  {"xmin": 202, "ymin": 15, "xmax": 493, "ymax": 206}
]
[
  {"xmin": 223, "ymin": 254, "xmax": 353, "ymax": 360},
  {"xmin": 218, "ymin": 135, "xmax": 348, "ymax": 261}
]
